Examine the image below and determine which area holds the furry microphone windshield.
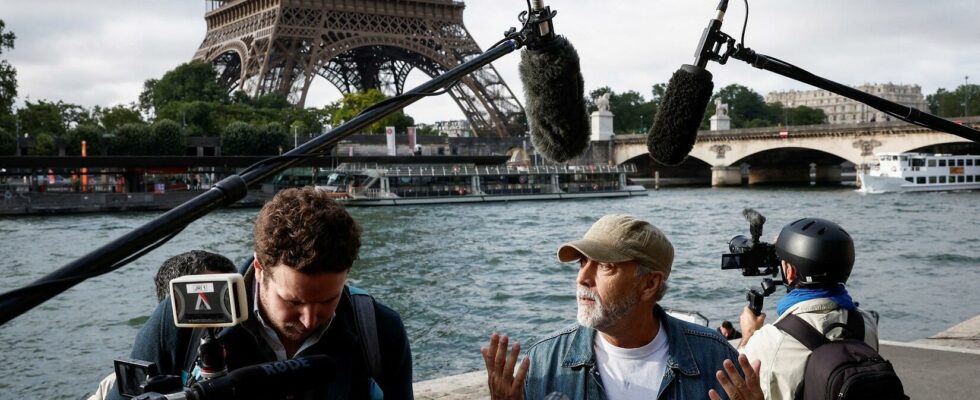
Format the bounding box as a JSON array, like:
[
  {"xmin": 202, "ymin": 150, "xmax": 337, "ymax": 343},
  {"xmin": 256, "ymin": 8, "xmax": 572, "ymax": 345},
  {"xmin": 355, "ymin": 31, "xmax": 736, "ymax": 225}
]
[
  {"xmin": 520, "ymin": 36, "xmax": 590, "ymax": 163},
  {"xmin": 647, "ymin": 64, "xmax": 714, "ymax": 166}
]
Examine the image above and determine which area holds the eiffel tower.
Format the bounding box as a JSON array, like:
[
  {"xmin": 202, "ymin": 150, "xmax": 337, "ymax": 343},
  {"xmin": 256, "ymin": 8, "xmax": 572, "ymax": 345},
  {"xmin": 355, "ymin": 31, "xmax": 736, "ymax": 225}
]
[{"xmin": 193, "ymin": 0, "xmax": 526, "ymax": 137}]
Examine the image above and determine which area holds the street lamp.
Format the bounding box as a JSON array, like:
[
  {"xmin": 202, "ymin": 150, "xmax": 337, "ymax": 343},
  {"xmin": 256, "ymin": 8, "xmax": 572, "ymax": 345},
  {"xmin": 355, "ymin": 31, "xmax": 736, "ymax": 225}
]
[
  {"xmin": 965, "ymin": 75, "xmax": 970, "ymax": 117},
  {"xmin": 292, "ymin": 124, "xmax": 298, "ymax": 149}
]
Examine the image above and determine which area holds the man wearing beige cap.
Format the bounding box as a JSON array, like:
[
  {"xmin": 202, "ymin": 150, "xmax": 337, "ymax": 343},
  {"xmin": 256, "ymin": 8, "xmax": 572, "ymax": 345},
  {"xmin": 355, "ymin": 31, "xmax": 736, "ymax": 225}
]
[{"xmin": 482, "ymin": 214, "xmax": 741, "ymax": 400}]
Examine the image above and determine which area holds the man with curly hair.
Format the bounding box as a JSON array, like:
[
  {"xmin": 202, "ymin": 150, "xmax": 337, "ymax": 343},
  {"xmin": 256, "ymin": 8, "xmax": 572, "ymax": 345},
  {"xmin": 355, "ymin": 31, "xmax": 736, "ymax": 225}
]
[{"xmin": 108, "ymin": 188, "xmax": 412, "ymax": 399}]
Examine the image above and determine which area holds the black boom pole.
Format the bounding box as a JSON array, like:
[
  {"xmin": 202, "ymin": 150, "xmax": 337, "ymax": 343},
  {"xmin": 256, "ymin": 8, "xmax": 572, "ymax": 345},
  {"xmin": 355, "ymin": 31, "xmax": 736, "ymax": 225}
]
[{"xmin": 0, "ymin": 40, "xmax": 520, "ymax": 326}]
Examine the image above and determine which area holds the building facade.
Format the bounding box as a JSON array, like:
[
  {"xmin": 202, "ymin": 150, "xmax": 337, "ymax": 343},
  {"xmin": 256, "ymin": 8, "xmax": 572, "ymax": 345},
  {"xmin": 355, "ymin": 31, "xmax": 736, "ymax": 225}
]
[{"xmin": 766, "ymin": 83, "xmax": 929, "ymax": 125}]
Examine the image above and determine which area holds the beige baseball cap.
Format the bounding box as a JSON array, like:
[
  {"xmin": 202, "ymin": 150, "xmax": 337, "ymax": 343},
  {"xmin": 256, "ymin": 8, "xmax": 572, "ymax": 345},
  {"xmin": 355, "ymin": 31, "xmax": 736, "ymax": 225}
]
[{"xmin": 557, "ymin": 214, "xmax": 674, "ymax": 276}]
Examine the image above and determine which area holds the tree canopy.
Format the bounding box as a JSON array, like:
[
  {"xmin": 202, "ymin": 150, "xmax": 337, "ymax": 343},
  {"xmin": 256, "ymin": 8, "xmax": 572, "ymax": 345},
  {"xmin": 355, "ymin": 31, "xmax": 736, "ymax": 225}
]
[
  {"xmin": 927, "ymin": 84, "xmax": 980, "ymax": 117},
  {"xmin": 0, "ymin": 19, "xmax": 18, "ymax": 136},
  {"xmin": 586, "ymin": 86, "xmax": 658, "ymax": 134},
  {"xmin": 700, "ymin": 84, "xmax": 826, "ymax": 129}
]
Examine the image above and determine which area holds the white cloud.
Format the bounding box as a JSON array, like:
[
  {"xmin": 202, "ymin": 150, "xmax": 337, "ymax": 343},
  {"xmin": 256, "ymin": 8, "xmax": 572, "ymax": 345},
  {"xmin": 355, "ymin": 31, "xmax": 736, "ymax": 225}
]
[{"xmin": 2, "ymin": 0, "xmax": 979, "ymax": 123}]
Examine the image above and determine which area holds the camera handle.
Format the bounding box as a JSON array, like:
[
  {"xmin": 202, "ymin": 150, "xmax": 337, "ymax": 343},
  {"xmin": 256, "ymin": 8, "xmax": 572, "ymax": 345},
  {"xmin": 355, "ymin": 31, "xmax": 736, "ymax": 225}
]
[
  {"xmin": 745, "ymin": 278, "xmax": 784, "ymax": 315},
  {"xmin": 196, "ymin": 329, "xmax": 227, "ymax": 382},
  {"xmin": 746, "ymin": 290, "xmax": 765, "ymax": 316}
]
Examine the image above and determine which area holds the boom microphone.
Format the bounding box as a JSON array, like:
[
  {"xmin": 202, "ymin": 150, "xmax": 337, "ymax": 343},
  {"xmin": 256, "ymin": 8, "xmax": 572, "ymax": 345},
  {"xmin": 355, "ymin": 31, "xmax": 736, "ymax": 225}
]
[
  {"xmin": 519, "ymin": 1, "xmax": 590, "ymax": 163},
  {"xmin": 173, "ymin": 356, "xmax": 336, "ymax": 400},
  {"xmin": 647, "ymin": 0, "xmax": 730, "ymax": 166}
]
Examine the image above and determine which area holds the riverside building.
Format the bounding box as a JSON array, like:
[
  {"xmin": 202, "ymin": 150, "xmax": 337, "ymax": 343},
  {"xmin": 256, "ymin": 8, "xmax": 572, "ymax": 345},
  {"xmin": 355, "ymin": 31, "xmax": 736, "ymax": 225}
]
[{"xmin": 766, "ymin": 83, "xmax": 928, "ymax": 124}]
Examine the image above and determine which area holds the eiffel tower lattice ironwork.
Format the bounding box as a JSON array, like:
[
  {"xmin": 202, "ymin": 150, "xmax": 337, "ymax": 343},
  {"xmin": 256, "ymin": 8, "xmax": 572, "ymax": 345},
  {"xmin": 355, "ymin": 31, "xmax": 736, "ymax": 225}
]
[{"xmin": 193, "ymin": 0, "xmax": 526, "ymax": 137}]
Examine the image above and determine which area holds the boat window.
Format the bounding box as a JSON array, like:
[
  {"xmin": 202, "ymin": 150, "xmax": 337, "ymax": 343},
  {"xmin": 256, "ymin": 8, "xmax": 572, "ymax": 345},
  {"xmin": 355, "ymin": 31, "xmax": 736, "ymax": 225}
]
[
  {"xmin": 911, "ymin": 158, "xmax": 925, "ymax": 167},
  {"xmin": 958, "ymin": 176, "xmax": 965, "ymax": 183},
  {"xmin": 928, "ymin": 159, "xmax": 937, "ymax": 167},
  {"xmin": 939, "ymin": 176, "xmax": 947, "ymax": 183},
  {"xmin": 929, "ymin": 176, "xmax": 937, "ymax": 184},
  {"xmin": 968, "ymin": 176, "xmax": 975, "ymax": 183},
  {"xmin": 916, "ymin": 177, "xmax": 926, "ymax": 184},
  {"xmin": 900, "ymin": 156, "xmax": 907, "ymax": 161},
  {"xmin": 957, "ymin": 159, "xmax": 965, "ymax": 166},
  {"xmin": 938, "ymin": 160, "xmax": 947, "ymax": 167},
  {"xmin": 968, "ymin": 159, "xmax": 974, "ymax": 166},
  {"xmin": 904, "ymin": 177, "xmax": 913, "ymax": 183}
]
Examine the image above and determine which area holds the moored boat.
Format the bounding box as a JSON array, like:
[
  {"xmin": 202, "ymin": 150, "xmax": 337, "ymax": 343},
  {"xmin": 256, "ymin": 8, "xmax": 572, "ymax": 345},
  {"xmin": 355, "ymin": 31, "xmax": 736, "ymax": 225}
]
[
  {"xmin": 315, "ymin": 162, "xmax": 647, "ymax": 206},
  {"xmin": 858, "ymin": 153, "xmax": 980, "ymax": 193}
]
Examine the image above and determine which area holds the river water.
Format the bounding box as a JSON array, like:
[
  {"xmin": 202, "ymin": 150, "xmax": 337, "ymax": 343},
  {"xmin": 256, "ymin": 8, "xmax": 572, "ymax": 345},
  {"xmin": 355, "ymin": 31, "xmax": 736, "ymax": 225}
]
[{"xmin": 1, "ymin": 187, "xmax": 979, "ymax": 399}]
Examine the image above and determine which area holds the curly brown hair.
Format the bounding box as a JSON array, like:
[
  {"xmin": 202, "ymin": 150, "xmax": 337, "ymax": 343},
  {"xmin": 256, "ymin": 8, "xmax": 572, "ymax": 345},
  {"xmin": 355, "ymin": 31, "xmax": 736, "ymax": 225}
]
[{"xmin": 254, "ymin": 188, "xmax": 362, "ymax": 274}]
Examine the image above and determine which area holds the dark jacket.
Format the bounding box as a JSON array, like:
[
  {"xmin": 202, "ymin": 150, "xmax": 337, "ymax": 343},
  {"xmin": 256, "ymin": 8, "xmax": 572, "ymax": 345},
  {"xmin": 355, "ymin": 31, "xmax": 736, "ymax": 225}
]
[
  {"xmin": 523, "ymin": 305, "xmax": 740, "ymax": 399},
  {"xmin": 108, "ymin": 268, "xmax": 413, "ymax": 399}
]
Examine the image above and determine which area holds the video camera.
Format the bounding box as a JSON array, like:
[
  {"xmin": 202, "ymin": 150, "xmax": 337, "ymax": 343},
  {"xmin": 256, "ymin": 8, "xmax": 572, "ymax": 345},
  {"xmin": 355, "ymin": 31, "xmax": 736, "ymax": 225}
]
[
  {"xmin": 720, "ymin": 209, "xmax": 784, "ymax": 315},
  {"xmin": 115, "ymin": 273, "xmax": 248, "ymax": 398}
]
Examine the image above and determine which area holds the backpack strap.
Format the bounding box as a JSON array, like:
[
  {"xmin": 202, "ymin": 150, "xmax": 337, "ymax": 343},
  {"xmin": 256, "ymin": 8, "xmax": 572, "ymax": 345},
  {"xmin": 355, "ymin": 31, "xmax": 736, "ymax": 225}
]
[
  {"xmin": 349, "ymin": 287, "xmax": 383, "ymax": 383},
  {"xmin": 774, "ymin": 314, "xmax": 828, "ymax": 351},
  {"xmin": 844, "ymin": 309, "xmax": 865, "ymax": 340},
  {"xmin": 775, "ymin": 310, "xmax": 867, "ymax": 351}
]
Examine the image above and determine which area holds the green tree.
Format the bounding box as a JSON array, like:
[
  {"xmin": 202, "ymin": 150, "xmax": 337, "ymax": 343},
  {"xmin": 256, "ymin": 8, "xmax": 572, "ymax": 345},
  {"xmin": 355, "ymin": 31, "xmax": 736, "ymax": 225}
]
[
  {"xmin": 787, "ymin": 105, "xmax": 827, "ymax": 125},
  {"xmin": 112, "ymin": 123, "xmax": 152, "ymax": 155},
  {"xmin": 157, "ymin": 101, "xmax": 219, "ymax": 135},
  {"xmin": 0, "ymin": 20, "xmax": 17, "ymax": 119},
  {"xmin": 328, "ymin": 89, "xmax": 408, "ymax": 134},
  {"xmin": 65, "ymin": 124, "xmax": 106, "ymax": 155},
  {"xmin": 33, "ymin": 133, "xmax": 57, "ymax": 155},
  {"xmin": 587, "ymin": 87, "xmax": 656, "ymax": 134},
  {"xmin": 260, "ymin": 121, "xmax": 290, "ymax": 152},
  {"xmin": 19, "ymin": 100, "xmax": 68, "ymax": 138},
  {"xmin": 222, "ymin": 121, "xmax": 262, "ymax": 155},
  {"xmin": 141, "ymin": 61, "xmax": 228, "ymax": 114},
  {"xmin": 151, "ymin": 119, "xmax": 186, "ymax": 155},
  {"xmin": 94, "ymin": 104, "xmax": 144, "ymax": 132},
  {"xmin": 416, "ymin": 125, "xmax": 441, "ymax": 136},
  {"xmin": 701, "ymin": 84, "xmax": 774, "ymax": 129},
  {"xmin": 0, "ymin": 128, "xmax": 15, "ymax": 155},
  {"xmin": 927, "ymin": 85, "xmax": 980, "ymax": 117}
]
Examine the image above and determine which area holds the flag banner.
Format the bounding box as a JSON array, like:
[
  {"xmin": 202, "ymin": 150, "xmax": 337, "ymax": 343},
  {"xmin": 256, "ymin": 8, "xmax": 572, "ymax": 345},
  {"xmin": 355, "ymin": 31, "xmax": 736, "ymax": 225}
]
[{"xmin": 386, "ymin": 126, "xmax": 397, "ymax": 156}]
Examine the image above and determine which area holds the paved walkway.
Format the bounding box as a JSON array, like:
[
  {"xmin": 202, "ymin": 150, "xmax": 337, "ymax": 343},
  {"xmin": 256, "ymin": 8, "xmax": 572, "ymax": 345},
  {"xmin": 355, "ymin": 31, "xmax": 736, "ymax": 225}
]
[{"xmin": 413, "ymin": 314, "xmax": 980, "ymax": 399}]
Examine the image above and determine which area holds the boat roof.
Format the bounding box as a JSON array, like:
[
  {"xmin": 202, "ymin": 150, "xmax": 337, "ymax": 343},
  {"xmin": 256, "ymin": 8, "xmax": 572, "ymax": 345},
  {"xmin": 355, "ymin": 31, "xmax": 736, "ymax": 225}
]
[{"xmin": 875, "ymin": 152, "xmax": 977, "ymax": 158}]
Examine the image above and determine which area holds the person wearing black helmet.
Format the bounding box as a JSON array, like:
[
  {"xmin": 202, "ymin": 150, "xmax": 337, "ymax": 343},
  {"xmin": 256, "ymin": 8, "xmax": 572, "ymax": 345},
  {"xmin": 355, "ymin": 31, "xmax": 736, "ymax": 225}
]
[{"xmin": 736, "ymin": 218, "xmax": 879, "ymax": 400}]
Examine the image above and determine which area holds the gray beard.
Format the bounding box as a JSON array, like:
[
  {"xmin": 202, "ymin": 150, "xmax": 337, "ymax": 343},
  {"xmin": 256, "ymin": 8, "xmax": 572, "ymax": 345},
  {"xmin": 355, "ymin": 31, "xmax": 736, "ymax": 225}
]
[{"xmin": 576, "ymin": 286, "xmax": 638, "ymax": 331}]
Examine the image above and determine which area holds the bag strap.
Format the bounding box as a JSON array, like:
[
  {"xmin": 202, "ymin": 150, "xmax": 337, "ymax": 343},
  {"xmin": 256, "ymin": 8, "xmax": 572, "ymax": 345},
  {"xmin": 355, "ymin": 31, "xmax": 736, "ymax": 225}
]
[
  {"xmin": 350, "ymin": 287, "xmax": 383, "ymax": 382},
  {"xmin": 774, "ymin": 314, "xmax": 827, "ymax": 351},
  {"xmin": 844, "ymin": 309, "xmax": 865, "ymax": 340},
  {"xmin": 775, "ymin": 310, "xmax": 867, "ymax": 351}
]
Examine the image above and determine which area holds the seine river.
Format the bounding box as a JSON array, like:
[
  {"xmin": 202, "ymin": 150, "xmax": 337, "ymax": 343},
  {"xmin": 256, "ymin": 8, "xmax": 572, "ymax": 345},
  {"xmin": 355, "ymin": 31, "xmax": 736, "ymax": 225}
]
[{"xmin": 1, "ymin": 187, "xmax": 979, "ymax": 399}]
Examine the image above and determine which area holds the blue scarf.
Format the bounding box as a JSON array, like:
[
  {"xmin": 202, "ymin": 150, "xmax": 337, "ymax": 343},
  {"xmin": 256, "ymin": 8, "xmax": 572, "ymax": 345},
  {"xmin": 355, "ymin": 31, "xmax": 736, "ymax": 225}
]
[{"xmin": 776, "ymin": 284, "xmax": 856, "ymax": 316}]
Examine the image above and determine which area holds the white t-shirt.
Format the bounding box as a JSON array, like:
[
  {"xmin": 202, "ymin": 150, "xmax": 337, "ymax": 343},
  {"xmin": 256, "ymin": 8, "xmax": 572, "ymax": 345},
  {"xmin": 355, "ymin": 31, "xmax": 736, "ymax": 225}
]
[{"xmin": 594, "ymin": 323, "xmax": 669, "ymax": 400}]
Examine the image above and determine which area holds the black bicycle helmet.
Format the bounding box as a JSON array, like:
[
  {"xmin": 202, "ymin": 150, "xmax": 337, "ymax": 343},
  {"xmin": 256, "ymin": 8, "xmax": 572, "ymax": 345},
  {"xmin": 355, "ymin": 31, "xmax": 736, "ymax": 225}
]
[{"xmin": 774, "ymin": 218, "xmax": 854, "ymax": 286}]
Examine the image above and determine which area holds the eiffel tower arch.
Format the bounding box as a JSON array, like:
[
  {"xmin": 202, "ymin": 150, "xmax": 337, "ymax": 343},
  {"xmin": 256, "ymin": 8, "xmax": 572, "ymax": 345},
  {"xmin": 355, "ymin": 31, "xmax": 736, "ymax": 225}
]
[{"xmin": 193, "ymin": 0, "xmax": 526, "ymax": 137}]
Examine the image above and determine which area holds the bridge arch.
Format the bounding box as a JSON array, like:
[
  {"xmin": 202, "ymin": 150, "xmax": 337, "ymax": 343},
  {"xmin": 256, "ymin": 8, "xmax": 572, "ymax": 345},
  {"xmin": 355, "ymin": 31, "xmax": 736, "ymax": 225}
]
[
  {"xmin": 621, "ymin": 152, "xmax": 713, "ymax": 186},
  {"xmin": 729, "ymin": 147, "xmax": 851, "ymax": 186}
]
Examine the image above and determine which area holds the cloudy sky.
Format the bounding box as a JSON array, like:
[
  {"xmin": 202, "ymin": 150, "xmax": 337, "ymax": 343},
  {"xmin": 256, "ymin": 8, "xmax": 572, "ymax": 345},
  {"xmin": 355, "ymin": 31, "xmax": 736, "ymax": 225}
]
[{"xmin": 2, "ymin": 0, "xmax": 979, "ymax": 124}]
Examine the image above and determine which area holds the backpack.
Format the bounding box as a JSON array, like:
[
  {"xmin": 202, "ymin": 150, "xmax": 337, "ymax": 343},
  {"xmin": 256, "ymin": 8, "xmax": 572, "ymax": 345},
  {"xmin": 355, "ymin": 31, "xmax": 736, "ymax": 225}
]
[{"xmin": 774, "ymin": 310, "xmax": 909, "ymax": 400}]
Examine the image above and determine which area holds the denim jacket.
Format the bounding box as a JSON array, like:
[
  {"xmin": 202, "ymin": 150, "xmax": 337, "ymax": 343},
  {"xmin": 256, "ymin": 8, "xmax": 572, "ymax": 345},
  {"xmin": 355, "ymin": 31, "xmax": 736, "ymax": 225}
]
[{"xmin": 523, "ymin": 305, "xmax": 739, "ymax": 400}]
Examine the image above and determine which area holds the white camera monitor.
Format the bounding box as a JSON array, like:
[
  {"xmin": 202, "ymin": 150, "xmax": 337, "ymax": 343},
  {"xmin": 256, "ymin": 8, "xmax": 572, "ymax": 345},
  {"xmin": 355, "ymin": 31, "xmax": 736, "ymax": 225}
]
[{"xmin": 169, "ymin": 273, "xmax": 248, "ymax": 328}]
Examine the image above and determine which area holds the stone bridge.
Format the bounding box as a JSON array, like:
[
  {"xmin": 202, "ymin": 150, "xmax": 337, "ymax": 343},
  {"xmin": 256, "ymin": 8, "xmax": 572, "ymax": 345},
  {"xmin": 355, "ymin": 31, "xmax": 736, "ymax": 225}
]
[{"xmin": 612, "ymin": 117, "xmax": 978, "ymax": 185}]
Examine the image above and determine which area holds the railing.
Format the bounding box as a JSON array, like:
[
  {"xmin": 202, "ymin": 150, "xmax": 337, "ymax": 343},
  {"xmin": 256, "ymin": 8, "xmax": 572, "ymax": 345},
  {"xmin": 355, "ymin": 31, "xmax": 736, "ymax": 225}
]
[{"xmin": 335, "ymin": 163, "xmax": 637, "ymax": 177}]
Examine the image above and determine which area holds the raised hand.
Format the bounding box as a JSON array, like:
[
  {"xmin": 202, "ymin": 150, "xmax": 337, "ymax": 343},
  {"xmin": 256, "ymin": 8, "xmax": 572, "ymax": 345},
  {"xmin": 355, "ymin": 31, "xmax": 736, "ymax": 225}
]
[
  {"xmin": 708, "ymin": 354, "xmax": 763, "ymax": 400},
  {"xmin": 480, "ymin": 333, "xmax": 530, "ymax": 400}
]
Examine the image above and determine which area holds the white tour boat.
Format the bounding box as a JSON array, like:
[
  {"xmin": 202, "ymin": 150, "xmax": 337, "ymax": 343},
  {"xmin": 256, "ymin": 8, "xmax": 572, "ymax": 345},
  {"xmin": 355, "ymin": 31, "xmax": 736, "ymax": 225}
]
[
  {"xmin": 314, "ymin": 162, "xmax": 648, "ymax": 206},
  {"xmin": 858, "ymin": 152, "xmax": 980, "ymax": 193}
]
